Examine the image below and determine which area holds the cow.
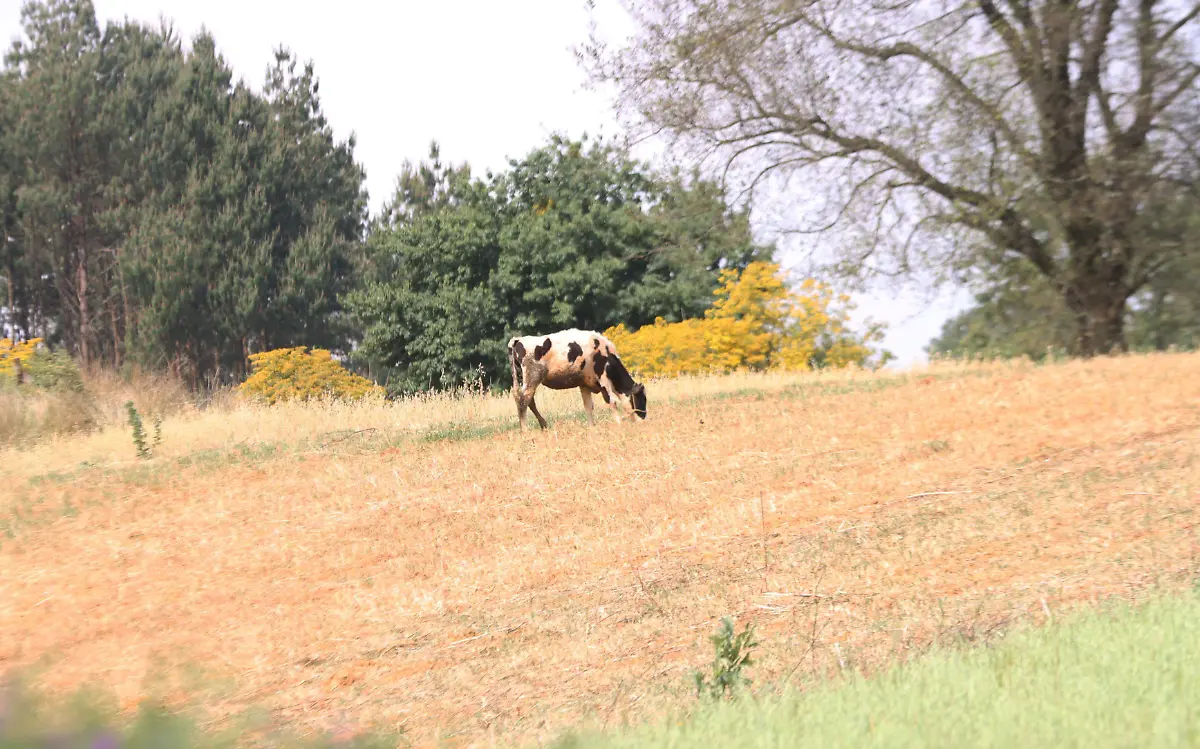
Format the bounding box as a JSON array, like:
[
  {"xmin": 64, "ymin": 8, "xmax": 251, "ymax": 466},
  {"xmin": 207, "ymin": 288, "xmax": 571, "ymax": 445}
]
[{"xmin": 507, "ymin": 328, "xmax": 647, "ymax": 430}]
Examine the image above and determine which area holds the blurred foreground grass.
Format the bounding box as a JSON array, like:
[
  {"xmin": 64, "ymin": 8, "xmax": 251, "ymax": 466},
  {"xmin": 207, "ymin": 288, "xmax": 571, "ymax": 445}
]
[{"xmin": 3, "ymin": 589, "xmax": 1197, "ymax": 748}]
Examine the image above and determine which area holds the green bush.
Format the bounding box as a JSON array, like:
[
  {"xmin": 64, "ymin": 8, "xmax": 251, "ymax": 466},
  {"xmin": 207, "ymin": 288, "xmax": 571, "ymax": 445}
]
[{"xmin": 22, "ymin": 347, "xmax": 85, "ymax": 392}]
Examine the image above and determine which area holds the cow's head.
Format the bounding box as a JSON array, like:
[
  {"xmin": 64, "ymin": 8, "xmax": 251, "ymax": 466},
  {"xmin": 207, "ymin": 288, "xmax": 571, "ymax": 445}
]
[{"xmin": 630, "ymin": 382, "xmax": 647, "ymax": 420}]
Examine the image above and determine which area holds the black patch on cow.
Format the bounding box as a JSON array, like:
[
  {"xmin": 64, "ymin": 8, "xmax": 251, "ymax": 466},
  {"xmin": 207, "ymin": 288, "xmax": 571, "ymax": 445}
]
[
  {"xmin": 592, "ymin": 351, "xmax": 607, "ymax": 377},
  {"xmin": 567, "ymin": 341, "xmax": 584, "ymax": 364},
  {"xmin": 534, "ymin": 337, "xmax": 552, "ymax": 360},
  {"xmin": 599, "ymin": 386, "xmax": 611, "ymax": 404},
  {"xmin": 593, "ymin": 338, "xmax": 600, "ymax": 349},
  {"xmin": 631, "ymin": 383, "xmax": 648, "ymax": 419},
  {"xmin": 605, "ymin": 354, "xmax": 636, "ymax": 396}
]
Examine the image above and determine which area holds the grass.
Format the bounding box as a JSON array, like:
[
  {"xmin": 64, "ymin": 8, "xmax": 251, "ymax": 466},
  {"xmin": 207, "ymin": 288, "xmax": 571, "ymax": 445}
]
[
  {"xmin": 1, "ymin": 352, "xmax": 1198, "ymax": 747},
  {"xmin": 0, "ymin": 366, "xmax": 192, "ymax": 447},
  {"xmin": 2, "ymin": 363, "xmax": 963, "ymax": 485},
  {"xmin": 6, "ymin": 589, "xmax": 1197, "ymax": 748},
  {"xmin": 551, "ymin": 589, "xmax": 1200, "ymax": 748}
]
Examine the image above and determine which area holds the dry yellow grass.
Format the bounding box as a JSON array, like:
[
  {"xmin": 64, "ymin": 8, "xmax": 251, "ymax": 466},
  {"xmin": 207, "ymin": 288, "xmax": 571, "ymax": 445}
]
[
  {"xmin": 0, "ymin": 366, "xmax": 869, "ymax": 484},
  {"xmin": 1, "ymin": 353, "xmax": 1198, "ymax": 747},
  {"xmin": 0, "ymin": 366, "xmax": 192, "ymax": 449}
]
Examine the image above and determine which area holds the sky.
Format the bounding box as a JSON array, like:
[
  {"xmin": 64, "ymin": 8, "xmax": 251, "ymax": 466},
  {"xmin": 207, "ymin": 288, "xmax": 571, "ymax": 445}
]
[{"xmin": 0, "ymin": 0, "xmax": 973, "ymax": 367}]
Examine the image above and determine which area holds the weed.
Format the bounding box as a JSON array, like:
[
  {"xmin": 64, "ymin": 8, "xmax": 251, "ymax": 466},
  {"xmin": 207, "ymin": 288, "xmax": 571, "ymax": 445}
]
[
  {"xmin": 925, "ymin": 439, "xmax": 951, "ymax": 453},
  {"xmin": 693, "ymin": 617, "xmax": 759, "ymax": 700},
  {"xmin": 125, "ymin": 401, "xmax": 150, "ymax": 460}
]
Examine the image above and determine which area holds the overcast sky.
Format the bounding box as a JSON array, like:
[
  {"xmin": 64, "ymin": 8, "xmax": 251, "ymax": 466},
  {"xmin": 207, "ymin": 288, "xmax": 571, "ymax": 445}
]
[{"xmin": 0, "ymin": 0, "xmax": 972, "ymax": 367}]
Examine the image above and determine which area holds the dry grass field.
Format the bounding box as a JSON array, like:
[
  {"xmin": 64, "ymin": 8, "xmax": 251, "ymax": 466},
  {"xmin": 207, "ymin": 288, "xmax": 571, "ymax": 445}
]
[{"xmin": 2, "ymin": 354, "xmax": 1199, "ymax": 747}]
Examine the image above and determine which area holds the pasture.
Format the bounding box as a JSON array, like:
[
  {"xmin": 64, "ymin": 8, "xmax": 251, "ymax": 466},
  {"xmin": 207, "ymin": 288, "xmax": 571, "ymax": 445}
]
[
  {"xmin": 2, "ymin": 354, "xmax": 1199, "ymax": 747},
  {"xmin": 560, "ymin": 589, "xmax": 1200, "ymax": 748}
]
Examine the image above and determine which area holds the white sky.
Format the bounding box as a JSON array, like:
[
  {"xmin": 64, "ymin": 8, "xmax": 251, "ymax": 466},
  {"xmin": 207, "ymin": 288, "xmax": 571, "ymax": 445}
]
[{"xmin": 0, "ymin": 0, "xmax": 972, "ymax": 367}]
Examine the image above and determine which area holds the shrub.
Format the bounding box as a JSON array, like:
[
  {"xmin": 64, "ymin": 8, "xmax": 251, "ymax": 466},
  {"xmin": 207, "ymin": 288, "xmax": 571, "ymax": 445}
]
[
  {"xmin": 23, "ymin": 348, "xmax": 86, "ymax": 392},
  {"xmin": 0, "ymin": 337, "xmax": 41, "ymax": 385},
  {"xmin": 0, "ymin": 340, "xmax": 96, "ymax": 446},
  {"xmin": 1, "ymin": 338, "xmax": 85, "ymax": 392},
  {"xmin": 238, "ymin": 347, "xmax": 386, "ymax": 405},
  {"xmin": 605, "ymin": 262, "xmax": 891, "ymax": 378}
]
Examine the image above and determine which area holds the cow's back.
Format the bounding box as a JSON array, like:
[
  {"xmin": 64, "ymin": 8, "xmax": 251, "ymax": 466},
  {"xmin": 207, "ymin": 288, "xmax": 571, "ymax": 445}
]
[{"xmin": 510, "ymin": 329, "xmax": 618, "ymax": 391}]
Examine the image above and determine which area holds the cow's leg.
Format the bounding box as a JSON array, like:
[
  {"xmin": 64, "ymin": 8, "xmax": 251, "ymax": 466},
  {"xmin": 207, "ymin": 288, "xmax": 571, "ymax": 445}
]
[
  {"xmin": 512, "ymin": 368, "xmax": 528, "ymax": 431},
  {"xmin": 514, "ymin": 372, "xmax": 537, "ymax": 431},
  {"xmin": 518, "ymin": 389, "xmax": 548, "ymax": 431},
  {"xmin": 579, "ymin": 387, "xmax": 595, "ymax": 426},
  {"xmin": 528, "ymin": 397, "xmax": 549, "ymax": 430},
  {"xmin": 520, "ymin": 360, "xmax": 549, "ymax": 431},
  {"xmin": 598, "ymin": 382, "xmax": 622, "ymax": 424},
  {"xmin": 515, "ymin": 389, "xmax": 530, "ymax": 430}
]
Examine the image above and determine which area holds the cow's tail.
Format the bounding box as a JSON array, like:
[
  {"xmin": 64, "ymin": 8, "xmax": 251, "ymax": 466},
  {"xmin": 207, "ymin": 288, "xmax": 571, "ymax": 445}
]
[{"xmin": 507, "ymin": 337, "xmax": 523, "ymax": 392}]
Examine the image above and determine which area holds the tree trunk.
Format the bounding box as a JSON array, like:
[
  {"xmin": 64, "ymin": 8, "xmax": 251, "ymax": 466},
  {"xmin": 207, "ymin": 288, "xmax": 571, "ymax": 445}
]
[
  {"xmin": 4, "ymin": 249, "xmax": 13, "ymax": 339},
  {"xmin": 1066, "ymin": 290, "xmax": 1128, "ymax": 357},
  {"xmin": 116, "ymin": 245, "xmax": 131, "ymax": 364},
  {"xmin": 1148, "ymin": 287, "xmax": 1169, "ymax": 352},
  {"xmin": 76, "ymin": 248, "xmax": 90, "ymax": 368},
  {"xmin": 110, "ymin": 303, "xmax": 121, "ymax": 369}
]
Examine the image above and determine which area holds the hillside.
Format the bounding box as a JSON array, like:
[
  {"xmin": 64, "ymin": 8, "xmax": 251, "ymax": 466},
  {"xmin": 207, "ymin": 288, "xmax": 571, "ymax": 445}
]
[{"xmin": 2, "ymin": 354, "xmax": 1198, "ymax": 747}]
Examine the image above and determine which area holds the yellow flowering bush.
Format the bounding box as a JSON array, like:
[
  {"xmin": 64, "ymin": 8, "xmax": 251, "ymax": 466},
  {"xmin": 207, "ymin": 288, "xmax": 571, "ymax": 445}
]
[
  {"xmin": 605, "ymin": 262, "xmax": 886, "ymax": 377},
  {"xmin": 1, "ymin": 337, "xmax": 43, "ymax": 384},
  {"xmin": 238, "ymin": 346, "xmax": 385, "ymax": 405}
]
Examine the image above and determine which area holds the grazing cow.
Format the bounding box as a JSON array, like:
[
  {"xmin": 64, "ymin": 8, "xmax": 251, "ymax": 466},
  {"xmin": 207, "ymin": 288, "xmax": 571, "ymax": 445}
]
[{"xmin": 507, "ymin": 328, "xmax": 647, "ymax": 430}]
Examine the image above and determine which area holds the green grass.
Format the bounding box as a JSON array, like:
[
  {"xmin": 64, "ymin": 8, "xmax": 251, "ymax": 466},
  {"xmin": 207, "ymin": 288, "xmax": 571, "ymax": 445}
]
[{"xmin": 548, "ymin": 588, "xmax": 1200, "ymax": 749}]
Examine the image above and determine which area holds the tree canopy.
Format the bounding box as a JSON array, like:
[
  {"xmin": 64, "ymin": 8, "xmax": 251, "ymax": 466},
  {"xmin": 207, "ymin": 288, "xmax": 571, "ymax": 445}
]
[
  {"xmin": 346, "ymin": 136, "xmax": 777, "ymax": 393},
  {"xmin": 584, "ymin": 0, "xmax": 1200, "ymax": 357},
  {"xmin": 0, "ymin": 1, "xmax": 924, "ymax": 392},
  {"xmin": 0, "ymin": 0, "xmax": 366, "ymax": 384}
]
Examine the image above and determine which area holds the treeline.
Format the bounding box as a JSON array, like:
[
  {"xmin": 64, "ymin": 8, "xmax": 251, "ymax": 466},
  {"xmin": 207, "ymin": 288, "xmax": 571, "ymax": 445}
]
[
  {"xmin": 0, "ymin": 1, "xmax": 366, "ymax": 385},
  {"xmin": 350, "ymin": 139, "xmax": 775, "ymax": 391},
  {"xmin": 1, "ymin": 1, "xmax": 802, "ymax": 392}
]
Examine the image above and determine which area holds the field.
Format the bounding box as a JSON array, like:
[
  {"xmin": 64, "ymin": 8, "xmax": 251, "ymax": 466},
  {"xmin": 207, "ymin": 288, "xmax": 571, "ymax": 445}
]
[
  {"xmin": 562, "ymin": 589, "xmax": 1200, "ymax": 747},
  {"xmin": 2, "ymin": 354, "xmax": 1199, "ymax": 747}
]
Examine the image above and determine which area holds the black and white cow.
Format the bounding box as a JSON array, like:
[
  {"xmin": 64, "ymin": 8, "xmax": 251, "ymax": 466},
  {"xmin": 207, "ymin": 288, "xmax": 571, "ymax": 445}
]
[{"xmin": 507, "ymin": 328, "xmax": 647, "ymax": 430}]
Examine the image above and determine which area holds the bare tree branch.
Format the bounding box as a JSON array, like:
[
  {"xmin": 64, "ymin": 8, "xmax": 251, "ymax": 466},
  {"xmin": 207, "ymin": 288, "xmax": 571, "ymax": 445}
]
[
  {"xmin": 805, "ymin": 21, "xmax": 1036, "ymax": 165},
  {"xmin": 1076, "ymin": 0, "xmax": 1119, "ymax": 107},
  {"xmin": 1154, "ymin": 64, "xmax": 1200, "ymax": 117},
  {"xmin": 587, "ymin": 0, "xmax": 1200, "ymax": 355},
  {"xmin": 978, "ymin": 0, "xmax": 1044, "ymax": 89},
  {"xmin": 1154, "ymin": 1, "xmax": 1200, "ymax": 54},
  {"xmin": 1123, "ymin": 0, "xmax": 1162, "ymax": 151}
]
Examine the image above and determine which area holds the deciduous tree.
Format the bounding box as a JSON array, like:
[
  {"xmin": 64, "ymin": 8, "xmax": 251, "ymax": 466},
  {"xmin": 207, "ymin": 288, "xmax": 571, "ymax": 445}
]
[{"xmin": 584, "ymin": 0, "xmax": 1200, "ymax": 356}]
